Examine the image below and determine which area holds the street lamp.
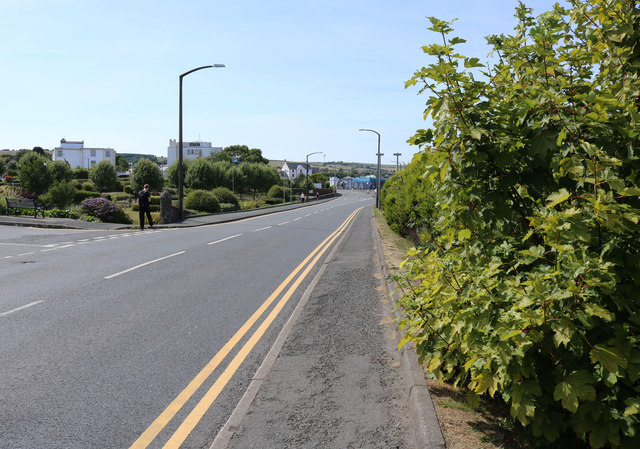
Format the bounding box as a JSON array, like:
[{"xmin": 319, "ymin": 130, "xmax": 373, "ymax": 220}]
[
  {"xmin": 393, "ymin": 152, "xmax": 402, "ymax": 173},
  {"xmin": 358, "ymin": 128, "xmax": 382, "ymax": 209},
  {"xmin": 178, "ymin": 64, "xmax": 225, "ymax": 220},
  {"xmin": 305, "ymin": 151, "xmax": 322, "ymax": 198}
]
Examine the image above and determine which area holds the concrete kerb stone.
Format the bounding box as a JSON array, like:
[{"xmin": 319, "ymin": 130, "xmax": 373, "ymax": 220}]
[
  {"xmin": 0, "ymin": 195, "xmax": 341, "ymax": 231},
  {"xmin": 370, "ymin": 209, "xmax": 446, "ymax": 449}
]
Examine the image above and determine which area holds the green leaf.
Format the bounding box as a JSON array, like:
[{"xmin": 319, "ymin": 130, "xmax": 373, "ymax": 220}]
[
  {"xmin": 590, "ymin": 345, "xmax": 628, "ymax": 373},
  {"xmin": 583, "ymin": 303, "xmax": 614, "ymax": 322},
  {"xmin": 458, "ymin": 228, "xmax": 472, "ymax": 241},
  {"xmin": 546, "ymin": 188, "xmax": 571, "ymax": 208},
  {"xmin": 553, "ymin": 371, "xmax": 596, "ymax": 412},
  {"xmin": 624, "ymin": 397, "xmax": 640, "ymax": 416},
  {"xmin": 553, "ymin": 322, "xmax": 572, "ymax": 347}
]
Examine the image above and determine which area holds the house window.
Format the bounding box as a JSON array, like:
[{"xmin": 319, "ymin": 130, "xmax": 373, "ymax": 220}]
[
  {"xmin": 105, "ymin": 151, "xmax": 111, "ymax": 158},
  {"xmin": 57, "ymin": 150, "xmax": 63, "ymax": 157},
  {"xmin": 90, "ymin": 149, "xmax": 96, "ymax": 157},
  {"xmin": 91, "ymin": 160, "xmax": 96, "ymax": 168}
]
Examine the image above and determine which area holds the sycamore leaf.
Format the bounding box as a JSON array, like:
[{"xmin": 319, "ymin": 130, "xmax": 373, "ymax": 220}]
[
  {"xmin": 553, "ymin": 371, "xmax": 596, "ymax": 413},
  {"xmin": 590, "ymin": 345, "xmax": 628, "ymax": 373},
  {"xmin": 473, "ymin": 369, "xmax": 498, "ymax": 397},
  {"xmin": 584, "ymin": 303, "xmax": 615, "ymax": 322},
  {"xmin": 553, "ymin": 323, "xmax": 572, "ymax": 347},
  {"xmin": 546, "ymin": 188, "xmax": 571, "ymax": 208},
  {"xmin": 624, "ymin": 397, "xmax": 640, "ymax": 416},
  {"xmin": 458, "ymin": 228, "xmax": 472, "ymax": 241}
]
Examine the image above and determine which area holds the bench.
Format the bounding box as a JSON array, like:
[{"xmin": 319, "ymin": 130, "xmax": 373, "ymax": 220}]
[{"xmin": 5, "ymin": 198, "xmax": 45, "ymax": 218}]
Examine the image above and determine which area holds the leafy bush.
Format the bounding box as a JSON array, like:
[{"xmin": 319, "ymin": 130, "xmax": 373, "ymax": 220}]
[
  {"xmin": 45, "ymin": 209, "xmax": 80, "ymax": 219},
  {"xmin": 391, "ymin": 3, "xmax": 640, "ymax": 448},
  {"xmin": 184, "ymin": 189, "xmax": 220, "ymax": 213},
  {"xmin": 212, "ymin": 187, "xmax": 238, "ymax": 206},
  {"xmin": 19, "ymin": 152, "xmax": 52, "ymax": 194},
  {"xmin": 79, "ymin": 197, "xmax": 130, "ymax": 223},
  {"xmin": 74, "ymin": 190, "xmax": 98, "ymax": 204},
  {"xmin": 267, "ymin": 185, "xmax": 290, "ymax": 202},
  {"xmin": 73, "ymin": 167, "xmax": 89, "ymax": 180},
  {"xmin": 123, "ymin": 184, "xmax": 132, "ymax": 194},
  {"xmin": 41, "ymin": 181, "xmax": 76, "ymax": 209},
  {"xmin": 89, "ymin": 160, "xmax": 119, "ymax": 192},
  {"xmin": 131, "ymin": 158, "xmax": 163, "ymax": 192}
]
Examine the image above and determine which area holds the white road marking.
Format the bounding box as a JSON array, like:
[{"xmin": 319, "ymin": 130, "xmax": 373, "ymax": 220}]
[
  {"xmin": 104, "ymin": 251, "xmax": 187, "ymax": 279},
  {"xmin": 0, "ymin": 301, "xmax": 44, "ymax": 318},
  {"xmin": 208, "ymin": 234, "xmax": 242, "ymax": 245},
  {"xmin": 277, "ymin": 221, "xmax": 290, "ymax": 226},
  {"xmin": 252, "ymin": 226, "xmax": 272, "ymax": 232}
]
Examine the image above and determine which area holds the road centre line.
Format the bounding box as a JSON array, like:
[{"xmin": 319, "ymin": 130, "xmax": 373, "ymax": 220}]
[
  {"xmin": 251, "ymin": 226, "xmax": 272, "ymax": 232},
  {"xmin": 0, "ymin": 300, "xmax": 44, "ymax": 318},
  {"xmin": 208, "ymin": 234, "xmax": 242, "ymax": 245},
  {"xmin": 104, "ymin": 251, "xmax": 186, "ymax": 280},
  {"xmin": 129, "ymin": 209, "xmax": 361, "ymax": 449},
  {"xmin": 277, "ymin": 221, "xmax": 290, "ymax": 226}
]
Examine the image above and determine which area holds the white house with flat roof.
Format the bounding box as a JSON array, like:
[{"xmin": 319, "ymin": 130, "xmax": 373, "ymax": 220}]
[
  {"xmin": 167, "ymin": 139, "xmax": 222, "ymax": 166},
  {"xmin": 53, "ymin": 139, "xmax": 116, "ymax": 169}
]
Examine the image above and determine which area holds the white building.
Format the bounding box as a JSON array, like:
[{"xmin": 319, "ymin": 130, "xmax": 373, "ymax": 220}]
[
  {"xmin": 280, "ymin": 161, "xmax": 319, "ymax": 180},
  {"xmin": 53, "ymin": 139, "xmax": 116, "ymax": 169},
  {"xmin": 167, "ymin": 139, "xmax": 222, "ymax": 167}
]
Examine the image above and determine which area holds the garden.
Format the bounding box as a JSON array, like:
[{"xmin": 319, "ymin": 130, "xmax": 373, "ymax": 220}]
[{"xmin": 0, "ymin": 150, "xmax": 330, "ymax": 226}]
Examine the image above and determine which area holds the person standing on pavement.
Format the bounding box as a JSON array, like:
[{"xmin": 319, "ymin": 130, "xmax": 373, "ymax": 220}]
[{"xmin": 137, "ymin": 184, "xmax": 153, "ymax": 230}]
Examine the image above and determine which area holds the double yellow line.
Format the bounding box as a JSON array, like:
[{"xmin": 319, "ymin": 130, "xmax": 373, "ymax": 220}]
[{"xmin": 129, "ymin": 208, "xmax": 362, "ymax": 449}]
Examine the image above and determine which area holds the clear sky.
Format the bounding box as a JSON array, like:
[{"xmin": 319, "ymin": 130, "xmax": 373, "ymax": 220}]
[{"xmin": 0, "ymin": 0, "xmax": 560, "ymax": 165}]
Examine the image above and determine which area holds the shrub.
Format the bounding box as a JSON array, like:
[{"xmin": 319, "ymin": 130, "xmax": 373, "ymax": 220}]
[
  {"xmin": 211, "ymin": 187, "xmax": 238, "ymax": 206},
  {"xmin": 73, "ymin": 167, "xmax": 89, "ymax": 180},
  {"xmin": 74, "ymin": 190, "xmax": 98, "ymax": 204},
  {"xmin": 123, "ymin": 184, "xmax": 132, "ymax": 194},
  {"xmin": 89, "ymin": 160, "xmax": 119, "ymax": 193},
  {"xmin": 131, "ymin": 158, "xmax": 163, "ymax": 192},
  {"xmin": 41, "ymin": 181, "xmax": 76, "ymax": 209},
  {"xmin": 19, "ymin": 152, "xmax": 52, "ymax": 194},
  {"xmin": 45, "ymin": 209, "xmax": 80, "ymax": 219},
  {"xmin": 267, "ymin": 185, "xmax": 290, "ymax": 202},
  {"xmin": 80, "ymin": 197, "xmax": 117, "ymax": 221},
  {"xmin": 393, "ymin": 3, "xmax": 640, "ymax": 448},
  {"xmin": 79, "ymin": 197, "xmax": 130, "ymax": 223},
  {"xmin": 184, "ymin": 189, "xmax": 220, "ymax": 213}
]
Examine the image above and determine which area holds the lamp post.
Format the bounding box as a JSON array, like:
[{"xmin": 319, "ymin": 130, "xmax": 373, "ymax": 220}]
[
  {"xmin": 178, "ymin": 64, "xmax": 225, "ymax": 220},
  {"xmin": 306, "ymin": 151, "xmax": 322, "ymax": 198},
  {"xmin": 358, "ymin": 128, "xmax": 382, "ymax": 209},
  {"xmin": 393, "ymin": 152, "xmax": 402, "ymax": 173}
]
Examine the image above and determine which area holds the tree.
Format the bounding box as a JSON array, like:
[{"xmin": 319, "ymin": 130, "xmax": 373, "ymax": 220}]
[
  {"xmin": 48, "ymin": 160, "xmax": 74, "ymax": 184},
  {"xmin": 90, "ymin": 160, "xmax": 119, "ymax": 193},
  {"xmin": 209, "ymin": 144, "xmax": 269, "ymax": 165},
  {"xmin": 32, "ymin": 146, "xmax": 51, "ymax": 160},
  {"xmin": 0, "ymin": 158, "xmax": 6, "ymax": 176},
  {"xmin": 116, "ymin": 155, "xmax": 130, "ymax": 172},
  {"xmin": 19, "ymin": 152, "xmax": 52, "ymax": 194},
  {"xmin": 131, "ymin": 158, "xmax": 163, "ymax": 192},
  {"xmin": 184, "ymin": 158, "xmax": 216, "ymax": 190},
  {"xmin": 239, "ymin": 163, "xmax": 280, "ymax": 198},
  {"xmin": 392, "ymin": 2, "xmax": 640, "ymax": 447}
]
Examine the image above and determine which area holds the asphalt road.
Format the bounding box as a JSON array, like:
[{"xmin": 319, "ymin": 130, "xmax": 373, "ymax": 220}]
[{"xmin": 0, "ymin": 191, "xmax": 375, "ymax": 449}]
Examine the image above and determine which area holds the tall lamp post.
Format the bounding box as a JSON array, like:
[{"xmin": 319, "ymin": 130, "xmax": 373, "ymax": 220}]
[
  {"xmin": 393, "ymin": 152, "xmax": 402, "ymax": 173},
  {"xmin": 306, "ymin": 151, "xmax": 322, "ymax": 197},
  {"xmin": 178, "ymin": 64, "xmax": 225, "ymax": 219},
  {"xmin": 358, "ymin": 128, "xmax": 382, "ymax": 209}
]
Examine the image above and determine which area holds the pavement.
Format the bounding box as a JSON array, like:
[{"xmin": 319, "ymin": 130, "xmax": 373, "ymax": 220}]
[
  {"xmin": 0, "ymin": 198, "xmax": 332, "ymax": 231},
  {"xmin": 0, "ymin": 195, "xmax": 446, "ymax": 449}
]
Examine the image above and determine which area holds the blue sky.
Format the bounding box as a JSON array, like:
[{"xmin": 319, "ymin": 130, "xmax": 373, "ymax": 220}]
[{"xmin": 0, "ymin": 0, "xmax": 559, "ymax": 164}]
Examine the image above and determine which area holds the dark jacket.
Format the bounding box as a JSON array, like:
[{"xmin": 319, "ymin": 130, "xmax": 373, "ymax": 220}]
[{"xmin": 138, "ymin": 190, "xmax": 151, "ymax": 210}]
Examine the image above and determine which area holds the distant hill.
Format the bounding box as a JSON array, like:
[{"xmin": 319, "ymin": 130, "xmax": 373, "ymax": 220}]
[{"xmin": 119, "ymin": 154, "xmax": 167, "ymax": 165}]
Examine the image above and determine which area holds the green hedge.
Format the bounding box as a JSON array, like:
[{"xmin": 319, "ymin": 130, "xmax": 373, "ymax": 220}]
[{"xmin": 389, "ymin": 3, "xmax": 640, "ymax": 448}]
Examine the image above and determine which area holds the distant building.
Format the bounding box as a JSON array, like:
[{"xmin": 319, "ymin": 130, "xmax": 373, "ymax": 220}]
[
  {"xmin": 167, "ymin": 139, "xmax": 222, "ymax": 167},
  {"xmin": 53, "ymin": 139, "xmax": 116, "ymax": 169},
  {"xmin": 280, "ymin": 162, "xmax": 319, "ymax": 180}
]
